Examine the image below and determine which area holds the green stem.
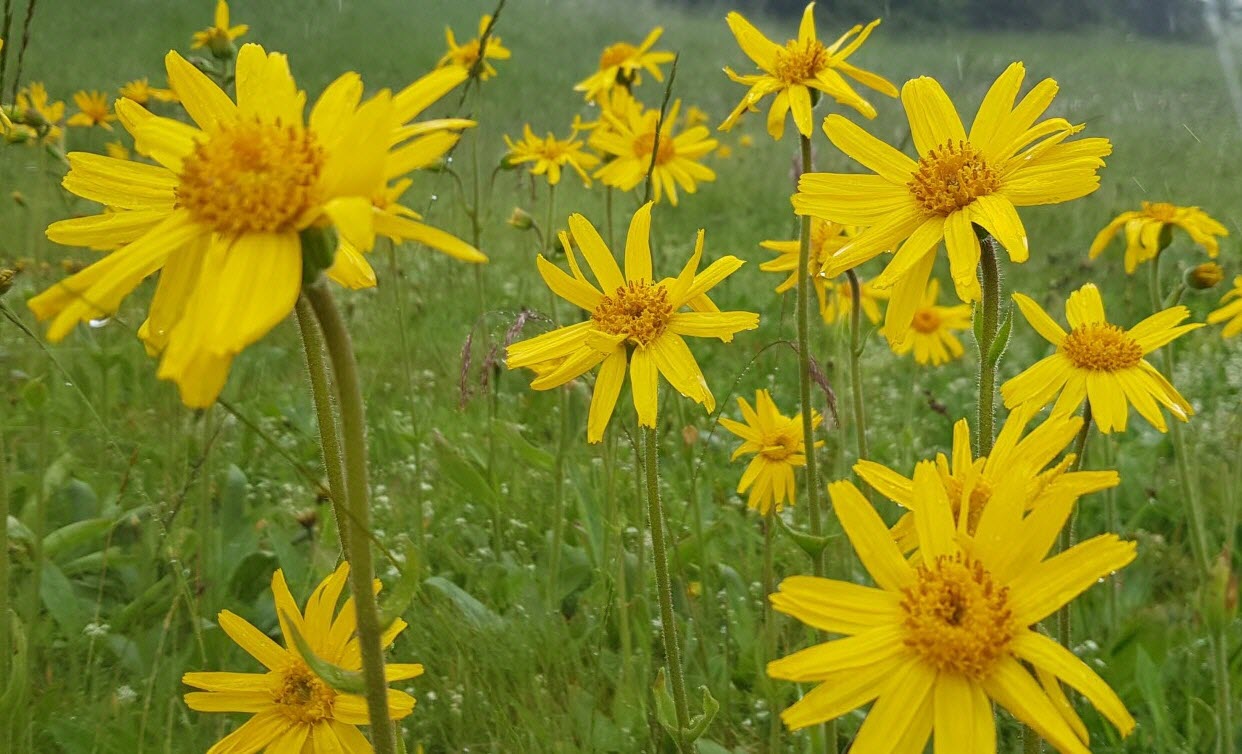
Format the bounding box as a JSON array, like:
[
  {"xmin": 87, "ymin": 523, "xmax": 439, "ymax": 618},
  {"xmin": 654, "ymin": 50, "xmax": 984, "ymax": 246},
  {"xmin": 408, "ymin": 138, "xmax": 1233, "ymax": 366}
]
[
  {"xmin": 845, "ymin": 269, "xmax": 869, "ymax": 464},
  {"xmin": 605, "ymin": 186, "xmax": 616, "ymax": 251},
  {"xmin": 975, "ymin": 235, "xmax": 1002, "ymax": 457},
  {"xmin": 295, "ymin": 298, "xmax": 351, "ymax": 561},
  {"xmin": 643, "ymin": 426, "xmax": 689, "ymax": 750},
  {"xmin": 763, "ymin": 511, "xmax": 779, "ymax": 754},
  {"xmin": 304, "ymin": 284, "xmax": 396, "ymax": 754},
  {"xmin": 1058, "ymin": 404, "xmax": 1092, "ymax": 649},
  {"xmin": 795, "ymin": 135, "xmax": 824, "ymax": 574},
  {"xmin": 0, "ymin": 429, "xmax": 9, "ymax": 751},
  {"xmin": 547, "ymin": 182, "xmax": 569, "ymax": 602}
]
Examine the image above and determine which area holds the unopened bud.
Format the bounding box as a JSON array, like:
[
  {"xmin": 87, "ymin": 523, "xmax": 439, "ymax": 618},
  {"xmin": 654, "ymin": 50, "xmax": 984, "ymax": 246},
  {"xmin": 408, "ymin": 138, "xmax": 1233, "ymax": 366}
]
[
  {"xmin": 507, "ymin": 207, "xmax": 534, "ymax": 230},
  {"xmin": 208, "ymin": 34, "xmax": 236, "ymax": 60},
  {"xmin": 1203, "ymin": 548, "xmax": 1238, "ymax": 631},
  {"xmin": 11, "ymin": 191, "xmax": 26, "ymax": 207},
  {"xmin": 0, "ymin": 269, "xmax": 14, "ymax": 296},
  {"xmin": 1186, "ymin": 262, "xmax": 1224, "ymax": 290}
]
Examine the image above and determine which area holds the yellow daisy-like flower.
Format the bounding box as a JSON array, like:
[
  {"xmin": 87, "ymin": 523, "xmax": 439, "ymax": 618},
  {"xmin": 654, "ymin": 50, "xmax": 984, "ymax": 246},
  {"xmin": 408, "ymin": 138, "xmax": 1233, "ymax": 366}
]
[
  {"xmin": 119, "ymin": 78, "xmax": 178, "ymax": 107},
  {"xmin": 1089, "ymin": 201, "xmax": 1229, "ymax": 274},
  {"xmin": 575, "ymin": 27, "xmax": 675, "ymax": 102},
  {"xmin": 719, "ymin": 389, "xmax": 823, "ymax": 515},
  {"xmin": 14, "ymin": 81, "xmax": 65, "ymax": 143},
  {"xmin": 1002, "ymin": 283, "xmax": 1202, "ymax": 434},
  {"xmin": 184, "ymin": 563, "xmax": 423, "ymax": 753},
  {"xmin": 856, "ymin": 404, "xmax": 1118, "ymax": 554},
  {"xmin": 798, "ymin": 62, "xmax": 1111, "ymax": 341},
  {"xmin": 503, "ymin": 124, "xmax": 600, "ymax": 187},
  {"xmin": 590, "ymin": 100, "xmax": 717, "ymax": 205},
  {"xmin": 885, "ymin": 278, "xmax": 971, "ymax": 366},
  {"xmin": 720, "ymin": 3, "xmax": 896, "ymax": 140},
  {"xmin": 104, "ymin": 141, "xmax": 130, "ymax": 160},
  {"xmin": 1207, "ymin": 275, "xmax": 1242, "ymax": 338},
  {"xmin": 191, "ymin": 0, "xmax": 249, "ymax": 54},
  {"xmin": 506, "ymin": 202, "xmax": 759, "ymax": 443},
  {"xmin": 438, "ymin": 15, "xmax": 510, "ymax": 81},
  {"xmin": 768, "ymin": 467, "xmax": 1137, "ymax": 750},
  {"xmin": 66, "ymin": 90, "xmax": 116, "ymax": 130},
  {"xmin": 28, "ymin": 45, "xmax": 476, "ymax": 408},
  {"xmin": 759, "ymin": 217, "xmax": 887, "ymax": 324}
]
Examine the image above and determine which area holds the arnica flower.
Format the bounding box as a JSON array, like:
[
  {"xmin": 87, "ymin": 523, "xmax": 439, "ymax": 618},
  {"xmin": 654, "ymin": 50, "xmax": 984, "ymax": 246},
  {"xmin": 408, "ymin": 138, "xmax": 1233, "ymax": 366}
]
[
  {"xmin": 191, "ymin": 0, "xmax": 248, "ymax": 56},
  {"xmin": 720, "ymin": 3, "xmax": 896, "ymax": 140},
  {"xmin": 768, "ymin": 467, "xmax": 1137, "ymax": 750},
  {"xmin": 574, "ymin": 27, "xmax": 675, "ymax": 102},
  {"xmin": 15, "ymin": 82, "xmax": 65, "ymax": 143},
  {"xmin": 439, "ymin": 15, "xmax": 510, "ymax": 81},
  {"xmin": 503, "ymin": 124, "xmax": 600, "ymax": 187},
  {"xmin": 590, "ymin": 100, "xmax": 718, "ymax": 206},
  {"xmin": 119, "ymin": 78, "xmax": 178, "ymax": 107},
  {"xmin": 1089, "ymin": 201, "xmax": 1229, "ymax": 274},
  {"xmin": 184, "ymin": 563, "xmax": 423, "ymax": 753},
  {"xmin": 66, "ymin": 90, "xmax": 115, "ymax": 130},
  {"xmin": 1206, "ymin": 275, "xmax": 1242, "ymax": 338},
  {"xmin": 797, "ymin": 62, "xmax": 1111, "ymax": 341},
  {"xmin": 719, "ymin": 389, "xmax": 822, "ymax": 514},
  {"xmin": 856, "ymin": 404, "xmax": 1118, "ymax": 553},
  {"xmin": 506, "ymin": 202, "xmax": 759, "ymax": 443},
  {"xmin": 28, "ymin": 45, "xmax": 477, "ymax": 408},
  {"xmin": 884, "ymin": 278, "xmax": 971, "ymax": 366},
  {"xmin": 1002, "ymin": 283, "xmax": 1202, "ymax": 433},
  {"xmin": 759, "ymin": 218, "xmax": 887, "ymax": 324},
  {"xmin": 684, "ymin": 104, "xmax": 710, "ymax": 129}
]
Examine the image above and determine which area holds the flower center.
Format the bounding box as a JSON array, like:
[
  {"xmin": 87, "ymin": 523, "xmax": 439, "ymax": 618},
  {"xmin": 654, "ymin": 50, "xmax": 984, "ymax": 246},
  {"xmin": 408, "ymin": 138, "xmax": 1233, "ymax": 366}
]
[
  {"xmin": 1141, "ymin": 201, "xmax": 1177, "ymax": 222},
  {"xmin": 599, "ymin": 42, "xmax": 637, "ymax": 70},
  {"xmin": 908, "ymin": 140, "xmax": 1001, "ymax": 216},
  {"xmin": 273, "ymin": 662, "xmax": 335, "ymax": 724},
  {"xmin": 454, "ymin": 40, "xmax": 482, "ymax": 66},
  {"xmin": 761, "ymin": 429, "xmax": 801, "ymax": 461},
  {"xmin": 774, "ymin": 39, "xmax": 828, "ymax": 84},
  {"xmin": 632, "ymin": 131, "xmax": 677, "ymax": 166},
  {"xmin": 591, "ymin": 280, "xmax": 672, "ymax": 347},
  {"xmin": 901, "ymin": 552, "xmax": 1014, "ymax": 679},
  {"xmin": 911, "ymin": 308, "xmax": 941, "ymax": 334},
  {"xmin": 177, "ymin": 120, "xmax": 325, "ymax": 235},
  {"xmin": 1061, "ymin": 323, "xmax": 1143, "ymax": 371}
]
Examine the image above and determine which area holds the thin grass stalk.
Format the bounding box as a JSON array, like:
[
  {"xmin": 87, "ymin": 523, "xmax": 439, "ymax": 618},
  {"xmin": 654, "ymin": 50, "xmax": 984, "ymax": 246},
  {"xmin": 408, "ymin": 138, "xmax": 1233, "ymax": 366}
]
[
  {"xmin": 845, "ymin": 269, "xmax": 868, "ymax": 464},
  {"xmin": 763, "ymin": 511, "xmax": 779, "ymax": 754},
  {"xmin": 0, "ymin": 430, "xmax": 9, "ymax": 751},
  {"xmin": 6, "ymin": 0, "xmax": 34, "ymax": 103},
  {"xmin": 304, "ymin": 284, "xmax": 397, "ymax": 754}
]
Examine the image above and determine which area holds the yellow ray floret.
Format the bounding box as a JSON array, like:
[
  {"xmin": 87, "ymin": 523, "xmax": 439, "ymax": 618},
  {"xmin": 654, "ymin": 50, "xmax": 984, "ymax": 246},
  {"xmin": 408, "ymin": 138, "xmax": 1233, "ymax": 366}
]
[
  {"xmin": 66, "ymin": 90, "xmax": 116, "ymax": 130},
  {"xmin": 719, "ymin": 389, "xmax": 823, "ymax": 515},
  {"xmin": 438, "ymin": 14, "xmax": 510, "ymax": 81},
  {"xmin": 1207, "ymin": 275, "xmax": 1242, "ymax": 338},
  {"xmin": 1089, "ymin": 201, "xmax": 1228, "ymax": 274},
  {"xmin": 884, "ymin": 278, "xmax": 970, "ymax": 366},
  {"xmin": 590, "ymin": 99, "xmax": 717, "ymax": 205}
]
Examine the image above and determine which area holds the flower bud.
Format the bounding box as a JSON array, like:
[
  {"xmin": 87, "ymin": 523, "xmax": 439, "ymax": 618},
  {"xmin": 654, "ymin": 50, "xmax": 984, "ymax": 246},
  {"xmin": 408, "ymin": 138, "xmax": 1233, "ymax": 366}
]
[
  {"xmin": 1186, "ymin": 262, "xmax": 1224, "ymax": 290},
  {"xmin": 11, "ymin": 191, "xmax": 26, "ymax": 207},
  {"xmin": 507, "ymin": 207, "xmax": 534, "ymax": 230},
  {"xmin": 0, "ymin": 269, "xmax": 14, "ymax": 296}
]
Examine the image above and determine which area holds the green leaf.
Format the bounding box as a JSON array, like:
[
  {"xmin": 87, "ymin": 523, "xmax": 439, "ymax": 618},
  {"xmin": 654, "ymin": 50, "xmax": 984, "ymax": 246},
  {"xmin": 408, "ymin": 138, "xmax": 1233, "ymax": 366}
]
[
  {"xmin": 228, "ymin": 550, "xmax": 279, "ymax": 603},
  {"xmin": 683, "ymin": 685, "xmax": 720, "ymax": 743},
  {"xmin": 771, "ymin": 512, "xmax": 834, "ymax": 560},
  {"xmin": 495, "ymin": 422, "xmax": 554, "ymax": 471},
  {"xmin": 986, "ymin": 302, "xmax": 1013, "ymax": 367},
  {"xmin": 652, "ymin": 668, "xmax": 680, "ymax": 740},
  {"xmin": 42, "ymin": 518, "xmax": 111, "ymax": 561},
  {"xmin": 378, "ymin": 536, "xmax": 423, "ymax": 629},
  {"xmin": 433, "ymin": 436, "xmax": 499, "ymax": 506},
  {"xmin": 423, "ymin": 576, "xmax": 502, "ymax": 631},
  {"xmin": 280, "ymin": 609, "xmax": 367, "ymax": 694},
  {"xmin": 0, "ymin": 612, "xmax": 28, "ymax": 717},
  {"xmin": 40, "ymin": 561, "xmax": 91, "ymax": 635}
]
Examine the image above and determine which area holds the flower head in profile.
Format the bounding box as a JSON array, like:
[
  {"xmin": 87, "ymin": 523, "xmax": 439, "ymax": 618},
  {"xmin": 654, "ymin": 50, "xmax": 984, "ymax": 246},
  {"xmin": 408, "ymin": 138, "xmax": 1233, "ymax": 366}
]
[
  {"xmin": 183, "ymin": 563, "xmax": 423, "ymax": 752},
  {"xmin": 119, "ymin": 78, "xmax": 178, "ymax": 107},
  {"xmin": 13, "ymin": 82, "xmax": 64, "ymax": 144},
  {"xmin": 720, "ymin": 3, "xmax": 896, "ymax": 140},
  {"xmin": 504, "ymin": 124, "xmax": 600, "ymax": 187},
  {"xmin": 506, "ymin": 203, "xmax": 759, "ymax": 442},
  {"xmin": 884, "ymin": 278, "xmax": 970, "ymax": 366},
  {"xmin": 191, "ymin": 0, "xmax": 248, "ymax": 56},
  {"xmin": 590, "ymin": 99, "xmax": 717, "ymax": 205},
  {"xmin": 1089, "ymin": 201, "xmax": 1228, "ymax": 274},
  {"xmin": 856, "ymin": 404, "xmax": 1118, "ymax": 553},
  {"xmin": 768, "ymin": 468, "xmax": 1136, "ymax": 751},
  {"xmin": 719, "ymin": 389, "xmax": 822, "ymax": 514},
  {"xmin": 66, "ymin": 90, "xmax": 115, "ymax": 130},
  {"xmin": 439, "ymin": 15, "xmax": 510, "ymax": 81},
  {"xmin": 29, "ymin": 45, "xmax": 480, "ymax": 408},
  {"xmin": 1002, "ymin": 283, "xmax": 1202, "ymax": 433},
  {"xmin": 797, "ymin": 62, "xmax": 1111, "ymax": 342},
  {"xmin": 759, "ymin": 218, "xmax": 887, "ymax": 324},
  {"xmin": 575, "ymin": 27, "xmax": 675, "ymax": 102},
  {"xmin": 1207, "ymin": 275, "xmax": 1242, "ymax": 338}
]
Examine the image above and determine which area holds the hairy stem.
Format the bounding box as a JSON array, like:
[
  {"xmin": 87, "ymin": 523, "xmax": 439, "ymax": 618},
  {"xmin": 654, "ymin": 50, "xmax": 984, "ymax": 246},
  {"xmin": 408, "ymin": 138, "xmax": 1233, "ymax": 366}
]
[
  {"xmin": 796, "ymin": 135, "xmax": 825, "ymax": 574},
  {"xmin": 846, "ymin": 269, "xmax": 869, "ymax": 464},
  {"xmin": 1059, "ymin": 404, "xmax": 1093, "ymax": 649},
  {"xmin": 975, "ymin": 235, "xmax": 1002, "ymax": 457}
]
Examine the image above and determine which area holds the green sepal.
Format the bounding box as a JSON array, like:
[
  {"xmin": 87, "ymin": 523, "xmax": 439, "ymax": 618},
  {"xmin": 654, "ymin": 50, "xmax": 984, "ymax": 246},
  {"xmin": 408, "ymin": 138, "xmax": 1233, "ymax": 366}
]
[
  {"xmin": 652, "ymin": 668, "xmax": 680, "ymax": 739},
  {"xmin": 772, "ymin": 512, "xmax": 834, "ymax": 560},
  {"xmin": 300, "ymin": 226, "xmax": 338, "ymax": 287},
  {"xmin": 1156, "ymin": 224, "xmax": 1174, "ymax": 254},
  {"xmin": 683, "ymin": 685, "xmax": 720, "ymax": 743},
  {"xmin": 280, "ymin": 609, "xmax": 368, "ymax": 694},
  {"xmin": 1162, "ymin": 283, "xmax": 1187, "ymax": 310},
  {"xmin": 986, "ymin": 302, "xmax": 1013, "ymax": 367}
]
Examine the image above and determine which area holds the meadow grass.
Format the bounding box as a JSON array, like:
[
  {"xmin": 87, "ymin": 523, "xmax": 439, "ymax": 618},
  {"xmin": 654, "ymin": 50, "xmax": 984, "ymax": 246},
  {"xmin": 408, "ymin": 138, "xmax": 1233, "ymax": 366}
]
[{"xmin": 0, "ymin": 0, "xmax": 1239, "ymax": 751}]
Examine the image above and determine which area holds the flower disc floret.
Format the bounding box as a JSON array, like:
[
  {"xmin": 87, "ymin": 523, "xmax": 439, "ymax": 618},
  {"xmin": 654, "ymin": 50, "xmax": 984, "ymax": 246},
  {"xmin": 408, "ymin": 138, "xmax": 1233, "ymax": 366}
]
[
  {"xmin": 901, "ymin": 552, "xmax": 1014, "ymax": 679},
  {"xmin": 592, "ymin": 280, "xmax": 672, "ymax": 347},
  {"xmin": 632, "ymin": 130, "xmax": 676, "ymax": 166},
  {"xmin": 600, "ymin": 42, "xmax": 637, "ymax": 69},
  {"xmin": 908, "ymin": 140, "xmax": 1001, "ymax": 216},
  {"xmin": 911, "ymin": 308, "xmax": 941, "ymax": 333},
  {"xmin": 274, "ymin": 662, "xmax": 335, "ymax": 723},
  {"xmin": 774, "ymin": 39, "xmax": 828, "ymax": 83},
  {"xmin": 1060, "ymin": 323, "xmax": 1143, "ymax": 371}
]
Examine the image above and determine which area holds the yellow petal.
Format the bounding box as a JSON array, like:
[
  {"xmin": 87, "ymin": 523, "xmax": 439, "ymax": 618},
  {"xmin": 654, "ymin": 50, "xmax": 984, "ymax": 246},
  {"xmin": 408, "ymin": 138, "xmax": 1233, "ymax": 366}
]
[
  {"xmin": 587, "ymin": 348, "xmax": 628, "ymax": 444},
  {"xmin": 164, "ymin": 49, "xmax": 238, "ymax": 132},
  {"xmin": 901, "ymin": 75, "xmax": 966, "ymax": 156},
  {"xmin": 624, "ymin": 201, "xmax": 654, "ymax": 283},
  {"xmin": 828, "ymin": 480, "xmax": 914, "ymax": 592}
]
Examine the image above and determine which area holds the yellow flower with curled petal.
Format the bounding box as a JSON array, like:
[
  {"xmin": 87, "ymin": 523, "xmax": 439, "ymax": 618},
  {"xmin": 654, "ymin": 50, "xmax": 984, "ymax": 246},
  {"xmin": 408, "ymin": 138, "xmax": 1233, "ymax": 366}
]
[
  {"xmin": 768, "ymin": 466, "xmax": 1136, "ymax": 750},
  {"xmin": 575, "ymin": 27, "xmax": 675, "ymax": 102},
  {"xmin": 1002, "ymin": 283, "xmax": 1202, "ymax": 433},
  {"xmin": 884, "ymin": 278, "xmax": 971, "ymax": 366},
  {"xmin": 191, "ymin": 0, "xmax": 248, "ymax": 55},
  {"xmin": 590, "ymin": 99, "xmax": 717, "ymax": 205},
  {"xmin": 1089, "ymin": 201, "xmax": 1228, "ymax": 274},
  {"xmin": 719, "ymin": 389, "xmax": 822, "ymax": 514},
  {"xmin": 438, "ymin": 15, "xmax": 510, "ymax": 81},
  {"xmin": 759, "ymin": 217, "xmax": 887, "ymax": 324},
  {"xmin": 504, "ymin": 124, "xmax": 600, "ymax": 187},
  {"xmin": 506, "ymin": 203, "xmax": 759, "ymax": 443},
  {"xmin": 720, "ymin": 2, "xmax": 896, "ymax": 140},
  {"xmin": 183, "ymin": 563, "xmax": 423, "ymax": 752},
  {"xmin": 1207, "ymin": 275, "xmax": 1242, "ymax": 338},
  {"xmin": 66, "ymin": 90, "xmax": 115, "ymax": 130}
]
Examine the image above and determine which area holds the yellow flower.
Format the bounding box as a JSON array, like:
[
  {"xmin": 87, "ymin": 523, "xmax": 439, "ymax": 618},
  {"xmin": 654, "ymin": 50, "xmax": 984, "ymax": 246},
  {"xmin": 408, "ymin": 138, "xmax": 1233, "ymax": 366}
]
[
  {"xmin": 884, "ymin": 278, "xmax": 970, "ymax": 366},
  {"xmin": 104, "ymin": 141, "xmax": 130, "ymax": 160},
  {"xmin": 720, "ymin": 3, "xmax": 896, "ymax": 139},
  {"xmin": 15, "ymin": 81, "xmax": 64, "ymax": 143},
  {"xmin": 119, "ymin": 78, "xmax": 178, "ymax": 106},
  {"xmin": 1207, "ymin": 275, "xmax": 1242, "ymax": 338},
  {"xmin": 719, "ymin": 389, "xmax": 822, "ymax": 514},
  {"xmin": 29, "ymin": 45, "xmax": 476, "ymax": 408},
  {"xmin": 1187, "ymin": 262, "xmax": 1224, "ymax": 290},
  {"xmin": 797, "ymin": 62, "xmax": 1111, "ymax": 342},
  {"xmin": 438, "ymin": 15, "xmax": 510, "ymax": 81},
  {"xmin": 183, "ymin": 563, "xmax": 423, "ymax": 752},
  {"xmin": 759, "ymin": 217, "xmax": 887, "ymax": 324},
  {"xmin": 1089, "ymin": 201, "xmax": 1228, "ymax": 274},
  {"xmin": 768, "ymin": 468, "xmax": 1137, "ymax": 750},
  {"xmin": 66, "ymin": 90, "xmax": 116, "ymax": 130},
  {"xmin": 684, "ymin": 104, "xmax": 710, "ymax": 128},
  {"xmin": 575, "ymin": 27, "xmax": 675, "ymax": 102},
  {"xmin": 190, "ymin": 0, "xmax": 249, "ymax": 54},
  {"xmin": 1002, "ymin": 283, "xmax": 1202, "ymax": 433},
  {"xmin": 506, "ymin": 203, "xmax": 759, "ymax": 443},
  {"xmin": 739, "ymin": 134, "xmax": 755, "ymax": 148},
  {"xmin": 504, "ymin": 124, "xmax": 600, "ymax": 187},
  {"xmin": 0, "ymin": 41, "xmax": 9, "ymax": 132},
  {"xmin": 856, "ymin": 404, "xmax": 1118, "ymax": 553},
  {"xmin": 590, "ymin": 100, "xmax": 717, "ymax": 205},
  {"xmin": 714, "ymin": 143, "xmax": 733, "ymax": 159}
]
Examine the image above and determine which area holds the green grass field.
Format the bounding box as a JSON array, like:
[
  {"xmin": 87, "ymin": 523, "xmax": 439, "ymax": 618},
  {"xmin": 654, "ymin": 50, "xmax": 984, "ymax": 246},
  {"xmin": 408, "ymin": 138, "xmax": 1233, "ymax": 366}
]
[{"xmin": 1, "ymin": 0, "xmax": 1240, "ymax": 751}]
